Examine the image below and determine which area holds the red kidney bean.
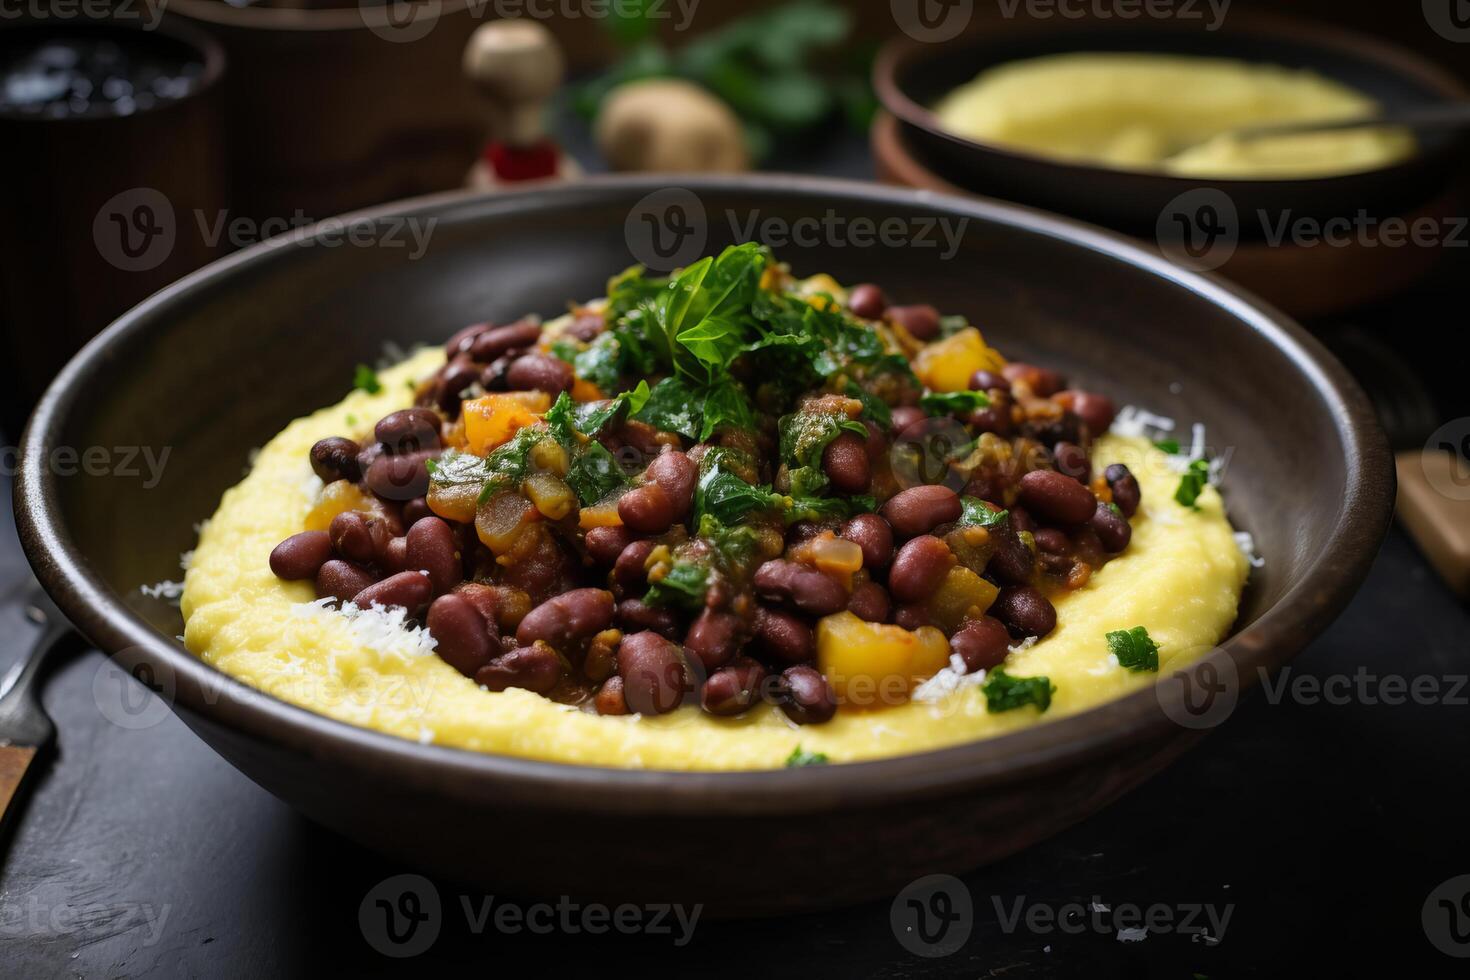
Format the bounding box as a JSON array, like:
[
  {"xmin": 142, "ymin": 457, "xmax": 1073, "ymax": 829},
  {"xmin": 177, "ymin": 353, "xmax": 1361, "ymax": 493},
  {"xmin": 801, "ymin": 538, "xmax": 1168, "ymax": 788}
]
[
  {"xmin": 469, "ymin": 320, "xmax": 542, "ymax": 361},
  {"xmin": 445, "ymin": 322, "xmax": 490, "ymax": 357},
  {"xmin": 406, "ymin": 516, "xmax": 461, "ymax": 595},
  {"xmin": 617, "ymin": 631, "xmax": 690, "ymax": 715},
  {"xmin": 1060, "ymin": 390, "xmax": 1118, "ymax": 435},
  {"xmin": 477, "ymin": 642, "xmax": 563, "ymax": 694},
  {"xmin": 969, "ymin": 369, "xmax": 1010, "ymax": 393},
  {"xmin": 967, "ymin": 393, "xmax": 1014, "ymax": 437},
  {"xmin": 480, "ymin": 356, "xmax": 512, "ymax": 392},
  {"xmin": 684, "ymin": 609, "xmax": 743, "ymax": 671},
  {"xmin": 617, "ymin": 598, "xmax": 681, "ymax": 639},
  {"xmin": 309, "ymin": 437, "xmax": 362, "ymax": 484},
  {"xmin": 376, "ymin": 408, "xmax": 441, "ymax": 455},
  {"xmin": 991, "ymin": 585, "xmax": 1057, "ymax": 639},
  {"xmin": 585, "ymin": 525, "xmax": 635, "ymax": 565},
  {"xmin": 1089, "ymin": 500, "xmax": 1132, "ymax": 552},
  {"xmin": 1104, "ymin": 463, "xmax": 1141, "ymax": 518},
  {"xmin": 566, "ymin": 312, "xmax": 606, "ymax": 342},
  {"xmin": 1002, "ymin": 362, "xmax": 1065, "ymax": 396},
  {"xmin": 888, "ymin": 535, "xmax": 955, "ymax": 603},
  {"xmin": 1052, "ymin": 441, "xmax": 1091, "ymax": 483},
  {"xmin": 893, "ymin": 603, "xmax": 932, "ymax": 631},
  {"xmin": 402, "ymin": 497, "xmax": 432, "ymax": 528},
  {"xmin": 985, "ymin": 522, "xmax": 1036, "ymax": 586},
  {"xmin": 270, "ymin": 531, "xmax": 333, "ymax": 581},
  {"xmin": 702, "ymin": 658, "xmax": 768, "ymax": 716},
  {"xmin": 380, "ymin": 537, "xmax": 408, "ymax": 574},
  {"xmin": 890, "ymin": 405, "xmax": 926, "ymax": 435},
  {"xmin": 1033, "ymin": 528, "xmax": 1069, "ymax": 555},
  {"xmin": 328, "ymin": 512, "xmax": 389, "ymax": 566},
  {"xmin": 753, "ymin": 560, "xmax": 847, "ymax": 617},
  {"xmin": 436, "ymin": 356, "xmax": 481, "ymax": 415},
  {"xmin": 888, "ymin": 304, "xmax": 940, "ymax": 341},
  {"xmin": 644, "ymin": 449, "xmax": 697, "ymax": 521},
  {"xmin": 821, "ymin": 431, "xmax": 871, "ymax": 494},
  {"xmin": 352, "ymin": 570, "xmax": 433, "ymax": 614},
  {"xmin": 841, "ymin": 513, "xmax": 895, "ymax": 570},
  {"xmin": 847, "ymin": 581, "xmax": 891, "ymax": 623},
  {"xmin": 1017, "ymin": 470, "xmax": 1096, "ymax": 526},
  {"xmin": 618, "ymin": 482, "xmax": 675, "ymax": 534},
  {"xmin": 862, "ymin": 419, "xmax": 888, "ymax": 463},
  {"xmin": 778, "ymin": 665, "xmax": 836, "ymax": 725},
  {"xmin": 506, "ymin": 353, "xmax": 573, "ymax": 393},
  {"xmin": 1009, "ymin": 506, "xmax": 1036, "ymax": 534},
  {"xmin": 365, "ymin": 450, "xmax": 433, "ymax": 501},
  {"xmin": 881, "ymin": 485, "xmax": 962, "ymax": 537},
  {"xmin": 847, "ymin": 283, "xmax": 888, "ymax": 319},
  {"xmin": 751, "ymin": 606, "xmax": 814, "ymax": 664},
  {"xmin": 950, "ymin": 615, "xmax": 1011, "ymax": 672},
  {"xmin": 426, "ymin": 593, "xmax": 494, "ymax": 677},
  {"xmin": 595, "ymin": 675, "xmax": 629, "ymax": 715},
  {"xmin": 613, "ymin": 539, "xmax": 656, "ymax": 593},
  {"xmin": 516, "ymin": 588, "xmax": 615, "ymax": 649}
]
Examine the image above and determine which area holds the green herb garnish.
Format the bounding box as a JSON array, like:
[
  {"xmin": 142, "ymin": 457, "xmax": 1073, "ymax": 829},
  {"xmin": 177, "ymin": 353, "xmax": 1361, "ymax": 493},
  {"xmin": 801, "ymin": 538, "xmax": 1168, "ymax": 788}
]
[
  {"xmin": 694, "ymin": 459, "xmax": 784, "ymax": 526},
  {"xmin": 785, "ymin": 745, "xmax": 830, "ymax": 768},
  {"xmin": 643, "ymin": 561, "xmax": 710, "ymax": 611},
  {"xmin": 920, "ymin": 389, "xmax": 990, "ymax": 416},
  {"xmin": 353, "ymin": 364, "xmax": 382, "ymax": 395},
  {"xmin": 1154, "ymin": 438, "xmax": 1181, "ymax": 454},
  {"xmin": 982, "ymin": 669, "xmax": 1056, "ymax": 713},
  {"xmin": 959, "ymin": 496, "xmax": 1008, "ymax": 528},
  {"xmin": 1106, "ymin": 626, "xmax": 1159, "ymax": 672},
  {"xmin": 1174, "ymin": 458, "xmax": 1211, "ymax": 509},
  {"xmin": 549, "ymin": 338, "xmax": 582, "ymax": 364},
  {"xmin": 844, "ymin": 379, "xmax": 891, "ymax": 428}
]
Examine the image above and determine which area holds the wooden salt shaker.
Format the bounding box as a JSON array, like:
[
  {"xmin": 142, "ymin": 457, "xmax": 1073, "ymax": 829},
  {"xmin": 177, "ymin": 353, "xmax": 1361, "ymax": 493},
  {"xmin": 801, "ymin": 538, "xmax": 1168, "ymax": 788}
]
[{"xmin": 463, "ymin": 19, "xmax": 579, "ymax": 189}]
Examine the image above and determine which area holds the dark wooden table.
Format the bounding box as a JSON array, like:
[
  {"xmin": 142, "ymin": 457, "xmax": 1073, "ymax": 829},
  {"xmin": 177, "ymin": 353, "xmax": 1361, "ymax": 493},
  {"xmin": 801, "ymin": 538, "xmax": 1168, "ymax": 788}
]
[{"xmin": 3, "ymin": 132, "xmax": 1468, "ymax": 977}]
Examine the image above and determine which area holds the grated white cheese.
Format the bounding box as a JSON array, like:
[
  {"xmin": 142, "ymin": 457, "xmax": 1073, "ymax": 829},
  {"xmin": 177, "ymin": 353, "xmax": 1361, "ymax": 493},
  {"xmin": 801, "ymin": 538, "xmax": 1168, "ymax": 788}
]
[
  {"xmin": 289, "ymin": 595, "xmax": 438, "ymax": 661},
  {"xmin": 140, "ymin": 580, "xmax": 184, "ymax": 602},
  {"xmin": 1111, "ymin": 404, "xmax": 1176, "ymax": 439},
  {"xmin": 179, "ymin": 550, "xmax": 195, "ymax": 572},
  {"xmin": 1234, "ymin": 531, "xmax": 1265, "ymax": 568},
  {"xmin": 912, "ymin": 636, "xmax": 1041, "ymax": 704}
]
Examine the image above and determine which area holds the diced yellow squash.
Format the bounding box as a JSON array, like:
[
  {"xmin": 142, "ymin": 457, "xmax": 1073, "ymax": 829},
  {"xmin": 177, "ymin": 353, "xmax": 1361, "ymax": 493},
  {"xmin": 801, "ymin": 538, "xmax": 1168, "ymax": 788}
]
[
  {"xmin": 578, "ymin": 500, "xmax": 624, "ymax": 528},
  {"xmin": 912, "ymin": 327, "xmax": 1006, "ymax": 392},
  {"xmin": 816, "ymin": 611, "xmax": 951, "ymax": 708},
  {"xmin": 304, "ymin": 480, "xmax": 377, "ymax": 532},
  {"xmin": 524, "ymin": 472, "xmax": 576, "ymax": 521},
  {"xmin": 927, "ymin": 566, "xmax": 999, "ymax": 633},
  {"xmin": 463, "ymin": 392, "xmax": 551, "ymax": 455}
]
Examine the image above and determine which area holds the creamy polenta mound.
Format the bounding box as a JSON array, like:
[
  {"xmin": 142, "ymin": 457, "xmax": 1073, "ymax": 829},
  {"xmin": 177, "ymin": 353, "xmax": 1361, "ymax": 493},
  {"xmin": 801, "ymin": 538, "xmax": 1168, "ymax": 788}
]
[
  {"xmin": 934, "ymin": 53, "xmax": 1415, "ymax": 179},
  {"xmin": 183, "ymin": 247, "xmax": 1247, "ymax": 770}
]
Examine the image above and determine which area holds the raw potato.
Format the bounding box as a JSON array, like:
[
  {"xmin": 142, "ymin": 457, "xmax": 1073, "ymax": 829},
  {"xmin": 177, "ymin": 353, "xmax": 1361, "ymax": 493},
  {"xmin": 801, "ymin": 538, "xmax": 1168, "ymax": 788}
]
[{"xmin": 182, "ymin": 347, "xmax": 1246, "ymax": 770}]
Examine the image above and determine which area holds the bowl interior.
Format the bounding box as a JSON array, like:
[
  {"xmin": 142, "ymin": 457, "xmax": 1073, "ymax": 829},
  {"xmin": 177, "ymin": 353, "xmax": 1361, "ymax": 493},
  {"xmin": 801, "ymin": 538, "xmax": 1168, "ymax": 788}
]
[{"xmin": 33, "ymin": 179, "xmax": 1370, "ymax": 659}]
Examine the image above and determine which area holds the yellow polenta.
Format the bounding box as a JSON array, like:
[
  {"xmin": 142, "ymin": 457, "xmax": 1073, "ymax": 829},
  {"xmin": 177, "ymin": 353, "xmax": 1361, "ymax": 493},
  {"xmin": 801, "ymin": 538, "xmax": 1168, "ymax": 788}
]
[
  {"xmin": 182, "ymin": 348, "xmax": 1247, "ymax": 770},
  {"xmin": 934, "ymin": 53, "xmax": 1414, "ymax": 178}
]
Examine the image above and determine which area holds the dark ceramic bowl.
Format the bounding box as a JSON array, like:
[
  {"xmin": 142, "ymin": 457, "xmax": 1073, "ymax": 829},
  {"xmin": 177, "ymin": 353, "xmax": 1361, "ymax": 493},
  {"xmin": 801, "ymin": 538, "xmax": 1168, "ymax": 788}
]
[
  {"xmin": 16, "ymin": 176, "xmax": 1392, "ymax": 914},
  {"xmin": 874, "ymin": 15, "xmax": 1470, "ymax": 234}
]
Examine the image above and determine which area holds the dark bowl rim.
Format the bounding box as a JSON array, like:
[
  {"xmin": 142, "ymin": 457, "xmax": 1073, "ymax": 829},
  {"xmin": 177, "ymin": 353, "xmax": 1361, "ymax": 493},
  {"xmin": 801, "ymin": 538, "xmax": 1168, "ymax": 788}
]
[
  {"xmin": 15, "ymin": 173, "xmax": 1393, "ymax": 816},
  {"xmin": 872, "ymin": 11, "xmax": 1470, "ymax": 190}
]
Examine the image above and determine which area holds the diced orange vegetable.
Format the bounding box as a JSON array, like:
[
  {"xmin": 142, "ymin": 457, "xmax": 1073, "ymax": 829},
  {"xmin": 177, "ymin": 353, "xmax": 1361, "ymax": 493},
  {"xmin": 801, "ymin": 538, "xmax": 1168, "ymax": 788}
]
[
  {"xmin": 524, "ymin": 472, "xmax": 576, "ymax": 521},
  {"xmin": 816, "ymin": 611, "xmax": 951, "ymax": 708},
  {"xmin": 913, "ymin": 328, "xmax": 1006, "ymax": 392},
  {"xmin": 571, "ymin": 379, "xmax": 604, "ymax": 403},
  {"xmin": 578, "ymin": 500, "xmax": 624, "ymax": 528},
  {"xmin": 304, "ymin": 480, "xmax": 377, "ymax": 532},
  {"xmin": 927, "ymin": 567, "xmax": 999, "ymax": 633},
  {"xmin": 463, "ymin": 392, "xmax": 551, "ymax": 455},
  {"xmin": 476, "ymin": 490, "xmax": 538, "ymax": 554}
]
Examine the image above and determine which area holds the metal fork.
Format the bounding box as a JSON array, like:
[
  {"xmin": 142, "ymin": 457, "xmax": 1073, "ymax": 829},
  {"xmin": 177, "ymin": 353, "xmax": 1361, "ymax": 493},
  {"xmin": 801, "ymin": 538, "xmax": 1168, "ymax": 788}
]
[{"xmin": 0, "ymin": 590, "xmax": 77, "ymax": 836}]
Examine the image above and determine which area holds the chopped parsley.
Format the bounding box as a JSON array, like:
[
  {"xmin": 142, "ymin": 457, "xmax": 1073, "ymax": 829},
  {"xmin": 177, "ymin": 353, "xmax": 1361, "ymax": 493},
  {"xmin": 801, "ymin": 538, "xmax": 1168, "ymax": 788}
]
[
  {"xmin": 694, "ymin": 457, "xmax": 783, "ymax": 526},
  {"xmin": 565, "ymin": 441, "xmax": 628, "ymax": 505},
  {"xmin": 353, "ymin": 364, "xmax": 382, "ymax": 395},
  {"xmin": 1153, "ymin": 437, "xmax": 1181, "ymax": 455},
  {"xmin": 1174, "ymin": 458, "xmax": 1211, "ymax": 509},
  {"xmin": 778, "ymin": 409, "xmax": 868, "ymax": 497},
  {"xmin": 549, "ymin": 338, "xmax": 581, "ymax": 364},
  {"xmin": 643, "ymin": 561, "xmax": 709, "ymax": 611},
  {"xmin": 983, "ymin": 669, "xmax": 1056, "ymax": 713},
  {"xmin": 844, "ymin": 379, "xmax": 891, "ymax": 428},
  {"xmin": 785, "ymin": 746, "xmax": 829, "ymax": 768},
  {"xmin": 959, "ymin": 496, "xmax": 1008, "ymax": 528},
  {"xmin": 920, "ymin": 389, "xmax": 990, "ymax": 416},
  {"xmin": 1106, "ymin": 626, "xmax": 1159, "ymax": 672}
]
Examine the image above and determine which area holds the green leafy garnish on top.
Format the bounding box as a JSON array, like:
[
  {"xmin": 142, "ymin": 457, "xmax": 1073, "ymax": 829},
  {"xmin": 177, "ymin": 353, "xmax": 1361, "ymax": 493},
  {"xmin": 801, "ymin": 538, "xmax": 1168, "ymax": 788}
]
[
  {"xmin": 1106, "ymin": 626, "xmax": 1159, "ymax": 672},
  {"xmin": 785, "ymin": 745, "xmax": 830, "ymax": 767},
  {"xmin": 920, "ymin": 389, "xmax": 990, "ymax": 416},
  {"xmin": 983, "ymin": 669, "xmax": 1056, "ymax": 713},
  {"xmin": 353, "ymin": 364, "xmax": 382, "ymax": 395},
  {"xmin": 959, "ymin": 496, "xmax": 1008, "ymax": 528},
  {"xmin": 1174, "ymin": 458, "xmax": 1211, "ymax": 509}
]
